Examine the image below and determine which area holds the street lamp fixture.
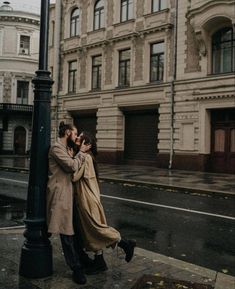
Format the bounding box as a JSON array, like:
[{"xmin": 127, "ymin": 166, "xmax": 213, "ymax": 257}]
[{"xmin": 19, "ymin": 0, "xmax": 54, "ymax": 278}]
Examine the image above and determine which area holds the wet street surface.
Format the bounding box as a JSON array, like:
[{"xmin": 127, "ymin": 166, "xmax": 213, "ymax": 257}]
[
  {"xmin": 0, "ymin": 196, "xmax": 25, "ymax": 227},
  {"xmin": 0, "ymin": 170, "xmax": 235, "ymax": 276}
]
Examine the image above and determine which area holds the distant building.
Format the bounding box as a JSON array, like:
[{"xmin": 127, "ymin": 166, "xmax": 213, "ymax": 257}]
[
  {"xmin": 0, "ymin": 1, "xmax": 40, "ymax": 154},
  {"xmin": 49, "ymin": 0, "xmax": 235, "ymax": 174}
]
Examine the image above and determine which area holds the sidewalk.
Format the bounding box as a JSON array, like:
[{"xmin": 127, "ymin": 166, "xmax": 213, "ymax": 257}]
[
  {"xmin": 1, "ymin": 156, "xmax": 235, "ymax": 288},
  {"xmin": 0, "ymin": 156, "xmax": 235, "ymax": 197},
  {"xmin": 0, "ymin": 228, "xmax": 235, "ymax": 289}
]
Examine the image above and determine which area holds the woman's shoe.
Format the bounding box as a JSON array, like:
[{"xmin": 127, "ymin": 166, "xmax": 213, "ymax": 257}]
[
  {"xmin": 118, "ymin": 239, "xmax": 136, "ymax": 262},
  {"xmin": 85, "ymin": 254, "xmax": 108, "ymax": 275}
]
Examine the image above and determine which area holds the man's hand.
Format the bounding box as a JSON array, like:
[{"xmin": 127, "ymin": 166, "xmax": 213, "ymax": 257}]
[{"xmin": 80, "ymin": 140, "xmax": 91, "ymax": 153}]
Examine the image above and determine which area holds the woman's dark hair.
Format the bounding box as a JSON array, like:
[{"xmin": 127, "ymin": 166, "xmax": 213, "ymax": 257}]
[
  {"xmin": 58, "ymin": 121, "xmax": 75, "ymax": 138},
  {"xmin": 80, "ymin": 131, "xmax": 98, "ymax": 178}
]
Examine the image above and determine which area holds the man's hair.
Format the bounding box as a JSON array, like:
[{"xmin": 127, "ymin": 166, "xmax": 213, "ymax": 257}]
[{"xmin": 58, "ymin": 121, "xmax": 75, "ymax": 138}]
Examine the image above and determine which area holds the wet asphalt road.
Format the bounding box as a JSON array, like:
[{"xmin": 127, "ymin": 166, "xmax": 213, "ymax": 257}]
[{"xmin": 0, "ymin": 170, "xmax": 235, "ymax": 275}]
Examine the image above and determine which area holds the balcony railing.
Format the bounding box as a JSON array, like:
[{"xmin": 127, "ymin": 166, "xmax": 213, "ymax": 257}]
[{"xmin": 0, "ymin": 103, "xmax": 33, "ymax": 113}]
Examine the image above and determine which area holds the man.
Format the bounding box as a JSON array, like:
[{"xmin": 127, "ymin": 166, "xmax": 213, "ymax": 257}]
[{"xmin": 47, "ymin": 121, "xmax": 90, "ymax": 285}]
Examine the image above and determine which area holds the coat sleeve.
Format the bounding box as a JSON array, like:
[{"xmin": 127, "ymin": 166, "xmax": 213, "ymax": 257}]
[
  {"xmin": 50, "ymin": 145, "xmax": 85, "ymax": 173},
  {"xmin": 84, "ymin": 154, "xmax": 96, "ymax": 179},
  {"xmin": 72, "ymin": 162, "xmax": 85, "ymax": 182}
]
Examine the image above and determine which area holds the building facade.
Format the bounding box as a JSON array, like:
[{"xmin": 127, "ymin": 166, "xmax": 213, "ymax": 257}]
[
  {"xmin": 49, "ymin": 0, "xmax": 235, "ymax": 174},
  {"xmin": 0, "ymin": 2, "xmax": 40, "ymax": 154}
]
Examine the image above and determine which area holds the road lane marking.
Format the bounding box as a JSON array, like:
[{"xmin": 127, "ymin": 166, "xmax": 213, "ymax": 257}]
[
  {"xmin": 0, "ymin": 225, "xmax": 25, "ymax": 230},
  {"xmin": 100, "ymin": 194, "xmax": 235, "ymax": 221},
  {"xmin": 0, "ymin": 177, "xmax": 234, "ymax": 221},
  {"xmin": 0, "ymin": 177, "xmax": 28, "ymax": 184}
]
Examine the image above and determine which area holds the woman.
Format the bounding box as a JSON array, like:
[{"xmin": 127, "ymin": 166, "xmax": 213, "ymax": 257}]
[
  {"xmin": 72, "ymin": 131, "xmax": 136, "ymax": 274},
  {"xmin": 47, "ymin": 122, "xmax": 91, "ymax": 285}
]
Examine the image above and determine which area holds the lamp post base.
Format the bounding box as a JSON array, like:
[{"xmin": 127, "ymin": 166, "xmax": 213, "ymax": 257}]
[{"xmin": 19, "ymin": 242, "xmax": 53, "ymax": 278}]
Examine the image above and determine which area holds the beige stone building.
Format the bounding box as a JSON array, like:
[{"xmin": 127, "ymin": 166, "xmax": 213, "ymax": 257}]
[
  {"xmin": 49, "ymin": 0, "xmax": 235, "ymax": 173},
  {"xmin": 0, "ymin": 2, "xmax": 40, "ymax": 154}
]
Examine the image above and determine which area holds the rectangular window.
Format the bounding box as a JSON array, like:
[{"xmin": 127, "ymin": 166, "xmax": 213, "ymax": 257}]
[
  {"xmin": 17, "ymin": 81, "xmax": 29, "ymax": 104},
  {"xmin": 92, "ymin": 55, "xmax": 102, "ymax": 90},
  {"xmin": 119, "ymin": 49, "xmax": 130, "ymax": 87},
  {"xmin": 19, "ymin": 35, "xmax": 30, "ymax": 55},
  {"xmin": 68, "ymin": 61, "xmax": 77, "ymax": 93},
  {"xmin": 121, "ymin": 0, "xmax": 133, "ymax": 22},
  {"xmin": 152, "ymin": 0, "xmax": 167, "ymax": 12},
  {"xmin": 150, "ymin": 42, "xmax": 164, "ymax": 82}
]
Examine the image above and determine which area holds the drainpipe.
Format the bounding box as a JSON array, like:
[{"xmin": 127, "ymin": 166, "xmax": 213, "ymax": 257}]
[
  {"xmin": 169, "ymin": 0, "xmax": 178, "ymax": 170},
  {"xmin": 53, "ymin": 0, "xmax": 61, "ymax": 139}
]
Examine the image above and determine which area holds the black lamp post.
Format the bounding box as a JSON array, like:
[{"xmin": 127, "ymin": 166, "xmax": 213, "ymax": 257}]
[{"xmin": 19, "ymin": 0, "xmax": 54, "ymax": 278}]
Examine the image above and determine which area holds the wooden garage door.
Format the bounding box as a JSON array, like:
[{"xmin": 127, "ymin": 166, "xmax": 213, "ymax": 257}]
[
  {"xmin": 74, "ymin": 115, "xmax": 97, "ymax": 137},
  {"xmin": 124, "ymin": 111, "xmax": 158, "ymax": 160}
]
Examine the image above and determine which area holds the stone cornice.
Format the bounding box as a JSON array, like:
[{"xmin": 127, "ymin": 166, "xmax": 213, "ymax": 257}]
[
  {"xmin": 193, "ymin": 93, "xmax": 235, "ymax": 100},
  {"xmin": 62, "ymin": 23, "xmax": 172, "ymax": 56},
  {"xmin": 0, "ymin": 15, "xmax": 40, "ymax": 26},
  {"xmin": 57, "ymin": 82, "xmax": 169, "ymax": 100},
  {"xmin": 186, "ymin": 0, "xmax": 235, "ymax": 19}
]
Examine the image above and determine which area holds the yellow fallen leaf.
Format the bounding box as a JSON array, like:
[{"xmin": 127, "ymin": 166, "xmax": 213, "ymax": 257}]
[
  {"xmin": 158, "ymin": 280, "xmax": 164, "ymax": 286},
  {"xmin": 222, "ymin": 269, "xmax": 228, "ymax": 274}
]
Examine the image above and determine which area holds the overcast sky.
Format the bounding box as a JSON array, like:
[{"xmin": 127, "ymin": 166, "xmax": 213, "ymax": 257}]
[{"xmin": 2, "ymin": 0, "xmax": 55, "ymax": 14}]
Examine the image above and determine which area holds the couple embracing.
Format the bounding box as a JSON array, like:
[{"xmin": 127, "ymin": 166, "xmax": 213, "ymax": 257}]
[{"xmin": 46, "ymin": 121, "xmax": 136, "ymax": 285}]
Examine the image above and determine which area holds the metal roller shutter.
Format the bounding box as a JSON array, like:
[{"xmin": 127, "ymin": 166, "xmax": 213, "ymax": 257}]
[
  {"xmin": 74, "ymin": 115, "xmax": 97, "ymax": 137},
  {"xmin": 124, "ymin": 110, "xmax": 158, "ymax": 160}
]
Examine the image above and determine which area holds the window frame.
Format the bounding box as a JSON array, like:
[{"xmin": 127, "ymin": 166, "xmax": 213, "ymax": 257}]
[
  {"xmin": 150, "ymin": 42, "xmax": 164, "ymax": 83},
  {"xmin": 91, "ymin": 55, "xmax": 102, "ymax": 90},
  {"xmin": 120, "ymin": 0, "xmax": 133, "ymax": 22},
  {"xmin": 118, "ymin": 49, "xmax": 131, "ymax": 87},
  {"xmin": 68, "ymin": 61, "xmax": 77, "ymax": 93},
  {"xmin": 151, "ymin": 0, "xmax": 167, "ymax": 13},
  {"xmin": 70, "ymin": 8, "xmax": 80, "ymax": 37},
  {"xmin": 19, "ymin": 35, "xmax": 30, "ymax": 55},
  {"xmin": 17, "ymin": 81, "xmax": 29, "ymax": 104},
  {"xmin": 212, "ymin": 27, "xmax": 235, "ymax": 74},
  {"xmin": 94, "ymin": 0, "xmax": 104, "ymax": 30}
]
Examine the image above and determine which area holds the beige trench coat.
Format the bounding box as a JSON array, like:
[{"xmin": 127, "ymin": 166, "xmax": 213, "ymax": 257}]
[
  {"xmin": 47, "ymin": 138, "xmax": 85, "ymax": 235},
  {"xmin": 73, "ymin": 154, "xmax": 120, "ymax": 252}
]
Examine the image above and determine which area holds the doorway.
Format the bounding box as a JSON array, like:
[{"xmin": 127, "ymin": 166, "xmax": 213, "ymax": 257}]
[
  {"xmin": 14, "ymin": 126, "xmax": 26, "ymax": 155},
  {"xmin": 210, "ymin": 109, "xmax": 235, "ymax": 173}
]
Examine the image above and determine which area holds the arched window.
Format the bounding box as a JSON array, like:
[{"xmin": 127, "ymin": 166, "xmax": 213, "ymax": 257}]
[
  {"xmin": 212, "ymin": 27, "xmax": 235, "ymax": 74},
  {"xmin": 70, "ymin": 8, "xmax": 80, "ymax": 37},
  {"xmin": 94, "ymin": 0, "xmax": 104, "ymax": 30}
]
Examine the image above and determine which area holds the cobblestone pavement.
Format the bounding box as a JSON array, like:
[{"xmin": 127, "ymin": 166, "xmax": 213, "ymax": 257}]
[{"xmin": 0, "ymin": 229, "xmax": 235, "ymax": 289}]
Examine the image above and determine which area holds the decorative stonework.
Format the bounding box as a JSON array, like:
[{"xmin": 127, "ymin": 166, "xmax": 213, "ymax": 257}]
[
  {"xmin": 0, "ymin": 16, "xmax": 39, "ymax": 26},
  {"xmin": 136, "ymin": 0, "xmax": 144, "ymax": 18},
  {"xmin": 185, "ymin": 21, "xmax": 201, "ymax": 72},
  {"xmin": 104, "ymin": 44, "xmax": 113, "ymax": 86},
  {"xmin": 81, "ymin": 1, "xmax": 88, "ymax": 35},
  {"xmin": 134, "ymin": 37, "xmax": 144, "ymax": 82},
  {"xmin": 3, "ymin": 74, "xmax": 12, "ymax": 103},
  {"xmin": 107, "ymin": 0, "xmax": 113, "ymax": 27},
  {"xmin": 193, "ymin": 93, "xmax": 235, "ymax": 100},
  {"xmin": 79, "ymin": 49, "xmax": 87, "ymax": 89},
  {"xmin": 196, "ymin": 32, "xmax": 207, "ymax": 56}
]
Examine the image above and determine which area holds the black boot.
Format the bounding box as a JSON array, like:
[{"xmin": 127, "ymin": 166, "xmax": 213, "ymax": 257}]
[
  {"xmin": 118, "ymin": 239, "xmax": 136, "ymax": 262},
  {"xmin": 72, "ymin": 267, "xmax": 87, "ymax": 285},
  {"xmin": 79, "ymin": 250, "xmax": 94, "ymax": 268},
  {"xmin": 85, "ymin": 254, "xmax": 108, "ymax": 275}
]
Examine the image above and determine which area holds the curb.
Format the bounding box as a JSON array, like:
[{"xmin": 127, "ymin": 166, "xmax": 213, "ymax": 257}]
[
  {"xmin": 1, "ymin": 165, "xmax": 235, "ymax": 199},
  {"xmin": 99, "ymin": 176, "xmax": 235, "ymax": 199}
]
